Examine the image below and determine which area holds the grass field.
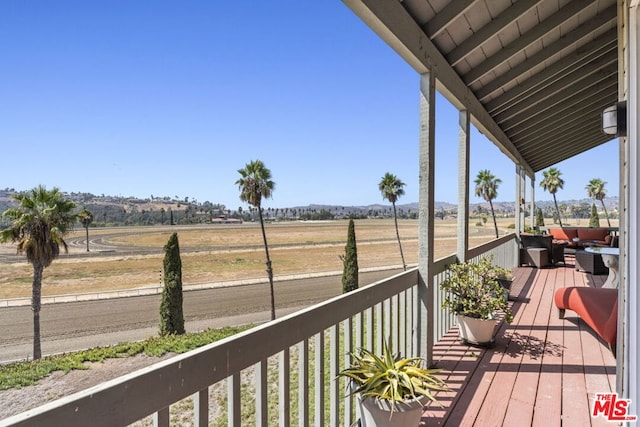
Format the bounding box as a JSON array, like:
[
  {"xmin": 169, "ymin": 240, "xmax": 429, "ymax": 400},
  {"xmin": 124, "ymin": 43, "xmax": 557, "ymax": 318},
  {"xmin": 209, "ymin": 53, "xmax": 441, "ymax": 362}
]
[{"xmin": 0, "ymin": 217, "xmax": 614, "ymax": 299}]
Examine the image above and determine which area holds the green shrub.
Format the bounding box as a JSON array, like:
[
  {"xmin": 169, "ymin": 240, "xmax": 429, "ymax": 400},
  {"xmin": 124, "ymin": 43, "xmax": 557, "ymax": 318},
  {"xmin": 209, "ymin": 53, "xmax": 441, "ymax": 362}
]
[
  {"xmin": 589, "ymin": 203, "xmax": 600, "ymax": 227},
  {"xmin": 0, "ymin": 325, "xmax": 252, "ymax": 390},
  {"xmin": 536, "ymin": 208, "xmax": 545, "ymax": 227},
  {"xmin": 160, "ymin": 232, "xmax": 185, "ymax": 336},
  {"xmin": 340, "ymin": 219, "xmax": 358, "ymax": 293}
]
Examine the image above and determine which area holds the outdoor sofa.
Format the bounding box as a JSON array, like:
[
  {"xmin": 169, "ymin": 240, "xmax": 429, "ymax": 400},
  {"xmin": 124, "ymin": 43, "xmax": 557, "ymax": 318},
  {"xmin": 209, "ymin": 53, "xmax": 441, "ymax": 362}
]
[{"xmin": 547, "ymin": 227, "xmax": 615, "ymax": 248}]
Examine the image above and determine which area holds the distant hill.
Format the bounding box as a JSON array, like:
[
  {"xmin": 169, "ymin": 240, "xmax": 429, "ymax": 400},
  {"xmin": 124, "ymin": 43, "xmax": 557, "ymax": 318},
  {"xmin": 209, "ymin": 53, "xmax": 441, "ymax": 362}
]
[
  {"xmin": 0, "ymin": 187, "xmax": 619, "ymax": 227},
  {"xmin": 0, "ymin": 189, "xmax": 227, "ymax": 227}
]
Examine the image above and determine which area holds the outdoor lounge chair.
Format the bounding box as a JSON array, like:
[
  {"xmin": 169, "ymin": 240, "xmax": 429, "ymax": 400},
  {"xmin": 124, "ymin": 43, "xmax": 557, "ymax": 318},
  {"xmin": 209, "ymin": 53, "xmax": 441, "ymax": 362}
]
[{"xmin": 554, "ymin": 287, "xmax": 618, "ymax": 355}]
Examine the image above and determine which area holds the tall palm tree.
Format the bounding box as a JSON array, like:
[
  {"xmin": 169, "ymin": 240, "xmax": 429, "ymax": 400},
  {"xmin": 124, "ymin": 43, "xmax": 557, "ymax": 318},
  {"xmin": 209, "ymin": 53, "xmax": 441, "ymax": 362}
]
[
  {"xmin": 77, "ymin": 208, "xmax": 94, "ymax": 252},
  {"xmin": 236, "ymin": 160, "xmax": 277, "ymax": 320},
  {"xmin": 0, "ymin": 186, "xmax": 76, "ymax": 359},
  {"xmin": 474, "ymin": 170, "xmax": 502, "ymax": 238},
  {"xmin": 378, "ymin": 172, "xmax": 407, "ymax": 270},
  {"xmin": 540, "ymin": 167, "xmax": 565, "ymax": 227},
  {"xmin": 586, "ymin": 178, "xmax": 611, "ymax": 228}
]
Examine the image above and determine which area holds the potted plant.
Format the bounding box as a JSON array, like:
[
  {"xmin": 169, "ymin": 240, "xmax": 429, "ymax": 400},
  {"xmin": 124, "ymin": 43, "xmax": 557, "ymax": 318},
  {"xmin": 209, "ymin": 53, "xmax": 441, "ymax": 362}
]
[
  {"xmin": 338, "ymin": 340, "xmax": 447, "ymax": 427},
  {"xmin": 497, "ymin": 270, "xmax": 514, "ymax": 301},
  {"xmin": 440, "ymin": 256, "xmax": 514, "ymax": 346}
]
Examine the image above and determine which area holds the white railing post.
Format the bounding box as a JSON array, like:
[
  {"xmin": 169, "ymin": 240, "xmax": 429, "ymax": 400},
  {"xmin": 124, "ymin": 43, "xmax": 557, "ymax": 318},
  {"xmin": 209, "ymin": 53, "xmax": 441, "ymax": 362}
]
[
  {"xmin": 228, "ymin": 373, "xmax": 241, "ymax": 427},
  {"xmin": 329, "ymin": 325, "xmax": 339, "ymax": 427},
  {"xmin": 399, "ymin": 291, "xmax": 406, "ymax": 355},
  {"xmin": 314, "ymin": 332, "xmax": 325, "ymax": 427},
  {"xmin": 256, "ymin": 360, "xmax": 268, "ymax": 426},
  {"xmin": 193, "ymin": 389, "xmax": 208, "ymax": 427},
  {"xmin": 366, "ymin": 307, "xmax": 374, "ymax": 351},
  {"xmin": 375, "ymin": 303, "xmax": 383, "ymax": 353},
  {"xmin": 343, "ymin": 317, "xmax": 353, "ymax": 427},
  {"xmin": 355, "ymin": 311, "xmax": 363, "ymax": 351},
  {"xmin": 153, "ymin": 407, "xmax": 169, "ymax": 427},
  {"xmin": 391, "ymin": 294, "xmax": 400, "ymax": 353},
  {"xmin": 298, "ymin": 340, "xmax": 309, "ymax": 427},
  {"xmin": 279, "ymin": 349, "xmax": 291, "ymax": 427}
]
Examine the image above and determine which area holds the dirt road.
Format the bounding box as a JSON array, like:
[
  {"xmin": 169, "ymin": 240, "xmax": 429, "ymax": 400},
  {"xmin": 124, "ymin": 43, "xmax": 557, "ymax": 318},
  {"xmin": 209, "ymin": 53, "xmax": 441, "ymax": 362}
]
[{"xmin": 0, "ymin": 269, "xmax": 401, "ymax": 362}]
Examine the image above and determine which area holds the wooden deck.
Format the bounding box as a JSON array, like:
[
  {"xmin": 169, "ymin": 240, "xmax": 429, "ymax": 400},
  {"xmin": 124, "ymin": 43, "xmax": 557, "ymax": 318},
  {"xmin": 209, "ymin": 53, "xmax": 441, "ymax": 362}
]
[{"xmin": 422, "ymin": 260, "xmax": 617, "ymax": 426}]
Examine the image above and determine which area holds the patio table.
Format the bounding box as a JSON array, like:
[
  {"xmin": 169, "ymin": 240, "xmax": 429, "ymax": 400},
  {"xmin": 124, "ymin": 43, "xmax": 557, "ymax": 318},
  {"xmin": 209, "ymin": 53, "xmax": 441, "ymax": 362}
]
[{"xmin": 586, "ymin": 247, "xmax": 620, "ymax": 289}]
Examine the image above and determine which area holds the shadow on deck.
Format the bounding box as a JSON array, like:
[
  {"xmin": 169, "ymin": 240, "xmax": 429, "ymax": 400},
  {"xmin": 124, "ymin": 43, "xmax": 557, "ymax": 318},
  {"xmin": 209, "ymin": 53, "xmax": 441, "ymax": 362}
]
[{"xmin": 421, "ymin": 262, "xmax": 617, "ymax": 427}]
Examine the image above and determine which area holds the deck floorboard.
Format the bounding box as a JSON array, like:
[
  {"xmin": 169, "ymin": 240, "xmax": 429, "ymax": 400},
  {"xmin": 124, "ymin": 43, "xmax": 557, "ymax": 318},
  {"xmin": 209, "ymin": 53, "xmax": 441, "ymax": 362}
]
[{"xmin": 422, "ymin": 262, "xmax": 616, "ymax": 426}]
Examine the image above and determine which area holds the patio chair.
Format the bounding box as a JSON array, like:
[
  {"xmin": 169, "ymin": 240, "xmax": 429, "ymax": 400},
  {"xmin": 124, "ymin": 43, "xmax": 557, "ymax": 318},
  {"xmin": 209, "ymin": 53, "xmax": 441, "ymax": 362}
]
[{"xmin": 519, "ymin": 233, "xmax": 565, "ymax": 266}]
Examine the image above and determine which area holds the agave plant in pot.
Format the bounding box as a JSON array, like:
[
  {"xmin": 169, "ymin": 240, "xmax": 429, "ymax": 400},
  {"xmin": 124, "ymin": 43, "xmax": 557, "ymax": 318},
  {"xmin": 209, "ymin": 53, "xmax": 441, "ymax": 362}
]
[
  {"xmin": 337, "ymin": 340, "xmax": 447, "ymax": 427},
  {"xmin": 441, "ymin": 256, "xmax": 514, "ymax": 346}
]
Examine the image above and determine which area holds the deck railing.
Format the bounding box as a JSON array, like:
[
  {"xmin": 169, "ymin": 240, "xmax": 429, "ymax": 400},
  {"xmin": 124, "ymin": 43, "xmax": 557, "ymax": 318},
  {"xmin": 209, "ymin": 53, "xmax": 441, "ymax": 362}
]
[{"xmin": 2, "ymin": 234, "xmax": 518, "ymax": 427}]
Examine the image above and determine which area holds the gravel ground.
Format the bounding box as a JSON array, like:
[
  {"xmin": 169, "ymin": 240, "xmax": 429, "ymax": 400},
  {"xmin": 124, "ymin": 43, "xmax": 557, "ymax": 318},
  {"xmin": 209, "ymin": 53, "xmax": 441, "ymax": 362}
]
[{"xmin": 0, "ymin": 353, "xmax": 174, "ymax": 421}]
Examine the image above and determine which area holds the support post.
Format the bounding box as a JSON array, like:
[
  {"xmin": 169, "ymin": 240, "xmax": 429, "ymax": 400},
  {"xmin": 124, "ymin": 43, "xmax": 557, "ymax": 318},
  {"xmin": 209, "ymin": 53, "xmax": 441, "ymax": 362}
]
[
  {"xmin": 520, "ymin": 167, "xmax": 526, "ymax": 231},
  {"xmin": 418, "ymin": 71, "xmax": 436, "ymax": 365},
  {"xmin": 457, "ymin": 109, "xmax": 470, "ymax": 263},
  {"xmin": 515, "ymin": 165, "xmax": 525, "ymax": 234},
  {"xmin": 530, "ymin": 177, "xmax": 536, "ymax": 230},
  {"xmin": 624, "ymin": 2, "xmax": 639, "ymax": 413}
]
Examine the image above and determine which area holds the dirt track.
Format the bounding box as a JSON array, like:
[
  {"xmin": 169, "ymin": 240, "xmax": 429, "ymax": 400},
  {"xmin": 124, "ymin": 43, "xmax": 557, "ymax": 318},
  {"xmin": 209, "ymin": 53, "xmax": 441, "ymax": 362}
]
[{"xmin": 0, "ymin": 268, "xmax": 401, "ymax": 362}]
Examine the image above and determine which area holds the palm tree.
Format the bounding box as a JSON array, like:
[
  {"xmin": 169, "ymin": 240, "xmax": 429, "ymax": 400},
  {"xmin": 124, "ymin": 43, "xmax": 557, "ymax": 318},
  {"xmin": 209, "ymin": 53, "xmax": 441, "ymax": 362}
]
[
  {"xmin": 0, "ymin": 186, "xmax": 76, "ymax": 359},
  {"xmin": 236, "ymin": 160, "xmax": 277, "ymax": 320},
  {"xmin": 586, "ymin": 178, "xmax": 611, "ymax": 228},
  {"xmin": 474, "ymin": 170, "xmax": 502, "ymax": 238},
  {"xmin": 378, "ymin": 172, "xmax": 407, "ymax": 270},
  {"xmin": 540, "ymin": 167, "xmax": 565, "ymax": 227},
  {"xmin": 77, "ymin": 208, "xmax": 94, "ymax": 252}
]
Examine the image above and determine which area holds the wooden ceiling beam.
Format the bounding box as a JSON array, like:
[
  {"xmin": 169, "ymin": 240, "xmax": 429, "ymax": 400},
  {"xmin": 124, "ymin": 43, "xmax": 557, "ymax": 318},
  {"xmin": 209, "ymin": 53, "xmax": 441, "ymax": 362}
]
[
  {"xmin": 474, "ymin": 6, "xmax": 617, "ymax": 100},
  {"xmin": 446, "ymin": 0, "xmax": 540, "ymax": 66},
  {"xmin": 423, "ymin": 0, "xmax": 477, "ymax": 39},
  {"xmin": 462, "ymin": 0, "xmax": 594, "ymax": 86},
  {"xmin": 484, "ymin": 31, "xmax": 617, "ymax": 113}
]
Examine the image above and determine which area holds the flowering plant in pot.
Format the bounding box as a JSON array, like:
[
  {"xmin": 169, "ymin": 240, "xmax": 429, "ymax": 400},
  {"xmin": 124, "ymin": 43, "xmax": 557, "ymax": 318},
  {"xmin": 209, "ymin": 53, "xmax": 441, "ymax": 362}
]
[
  {"xmin": 337, "ymin": 340, "xmax": 447, "ymax": 427},
  {"xmin": 440, "ymin": 256, "xmax": 514, "ymax": 346}
]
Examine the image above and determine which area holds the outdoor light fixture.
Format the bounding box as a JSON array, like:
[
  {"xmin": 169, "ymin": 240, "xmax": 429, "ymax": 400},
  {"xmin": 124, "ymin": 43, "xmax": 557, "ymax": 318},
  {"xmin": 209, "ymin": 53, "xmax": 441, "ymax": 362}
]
[{"xmin": 602, "ymin": 101, "xmax": 627, "ymax": 137}]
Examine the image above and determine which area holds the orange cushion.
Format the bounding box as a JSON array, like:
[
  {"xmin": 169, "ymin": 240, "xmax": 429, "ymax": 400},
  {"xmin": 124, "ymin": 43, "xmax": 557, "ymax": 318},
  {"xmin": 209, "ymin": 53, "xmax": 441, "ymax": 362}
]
[
  {"xmin": 548, "ymin": 227, "xmax": 578, "ymax": 240},
  {"xmin": 603, "ymin": 299, "xmax": 618, "ymax": 347},
  {"xmin": 577, "ymin": 228, "xmax": 609, "ymax": 241},
  {"xmin": 554, "ymin": 287, "xmax": 618, "ymax": 347}
]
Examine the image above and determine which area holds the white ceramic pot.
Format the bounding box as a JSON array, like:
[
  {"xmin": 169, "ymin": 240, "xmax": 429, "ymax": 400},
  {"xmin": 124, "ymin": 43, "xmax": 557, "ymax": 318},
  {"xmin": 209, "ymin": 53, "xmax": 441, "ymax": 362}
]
[
  {"xmin": 359, "ymin": 395, "xmax": 427, "ymax": 427},
  {"xmin": 457, "ymin": 315, "xmax": 497, "ymax": 346}
]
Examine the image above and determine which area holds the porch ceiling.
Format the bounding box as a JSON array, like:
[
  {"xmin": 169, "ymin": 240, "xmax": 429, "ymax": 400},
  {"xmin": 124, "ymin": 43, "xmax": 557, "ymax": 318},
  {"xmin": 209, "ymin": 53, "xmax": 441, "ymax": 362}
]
[{"xmin": 343, "ymin": 0, "xmax": 619, "ymax": 176}]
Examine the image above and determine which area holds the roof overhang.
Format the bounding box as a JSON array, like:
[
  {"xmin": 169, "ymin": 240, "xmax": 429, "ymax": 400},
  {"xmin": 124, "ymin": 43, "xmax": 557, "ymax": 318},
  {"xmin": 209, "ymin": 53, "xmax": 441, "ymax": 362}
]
[{"xmin": 343, "ymin": 0, "xmax": 619, "ymax": 178}]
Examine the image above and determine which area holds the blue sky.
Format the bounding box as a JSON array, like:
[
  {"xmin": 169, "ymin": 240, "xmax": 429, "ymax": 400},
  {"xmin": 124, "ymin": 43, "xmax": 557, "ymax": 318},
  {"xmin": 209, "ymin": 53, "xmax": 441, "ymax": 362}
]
[{"xmin": 1, "ymin": 1, "xmax": 620, "ymax": 209}]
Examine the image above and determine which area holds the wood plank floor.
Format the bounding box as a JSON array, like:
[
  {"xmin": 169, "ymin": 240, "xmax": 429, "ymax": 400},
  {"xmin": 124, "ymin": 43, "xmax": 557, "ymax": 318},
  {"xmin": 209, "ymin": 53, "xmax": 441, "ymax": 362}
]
[{"xmin": 422, "ymin": 259, "xmax": 617, "ymax": 426}]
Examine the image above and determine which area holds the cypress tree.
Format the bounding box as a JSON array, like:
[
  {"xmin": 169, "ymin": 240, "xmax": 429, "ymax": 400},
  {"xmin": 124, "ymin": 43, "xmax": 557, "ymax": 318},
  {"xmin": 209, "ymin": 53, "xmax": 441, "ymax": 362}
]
[
  {"xmin": 589, "ymin": 203, "xmax": 600, "ymax": 228},
  {"xmin": 535, "ymin": 208, "xmax": 545, "ymax": 227},
  {"xmin": 341, "ymin": 219, "xmax": 359, "ymax": 293},
  {"xmin": 159, "ymin": 232, "xmax": 185, "ymax": 335}
]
